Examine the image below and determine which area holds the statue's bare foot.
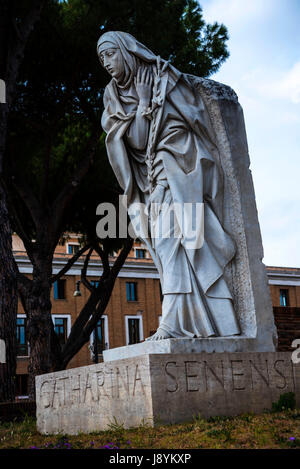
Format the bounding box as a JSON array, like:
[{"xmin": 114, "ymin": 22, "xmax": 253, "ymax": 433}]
[{"xmin": 146, "ymin": 328, "xmax": 172, "ymax": 341}]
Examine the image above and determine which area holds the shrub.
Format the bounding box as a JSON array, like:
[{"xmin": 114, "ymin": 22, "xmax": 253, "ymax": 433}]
[{"xmin": 271, "ymin": 392, "xmax": 296, "ymax": 412}]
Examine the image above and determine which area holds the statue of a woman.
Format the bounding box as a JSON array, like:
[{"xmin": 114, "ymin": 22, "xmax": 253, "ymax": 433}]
[{"xmin": 98, "ymin": 31, "xmax": 241, "ymax": 340}]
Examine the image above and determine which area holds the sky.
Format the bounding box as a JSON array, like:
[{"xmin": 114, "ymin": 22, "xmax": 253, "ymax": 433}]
[{"xmin": 200, "ymin": 0, "xmax": 300, "ymax": 267}]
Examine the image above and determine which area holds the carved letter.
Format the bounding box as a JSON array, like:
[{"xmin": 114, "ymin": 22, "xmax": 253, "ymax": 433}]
[
  {"xmin": 133, "ymin": 364, "xmax": 145, "ymax": 396},
  {"xmin": 115, "ymin": 366, "xmax": 130, "ymax": 397},
  {"xmin": 204, "ymin": 361, "xmax": 225, "ymax": 391},
  {"xmin": 40, "ymin": 380, "xmax": 51, "ymax": 408},
  {"xmin": 51, "ymin": 379, "xmax": 61, "ymax": 408},
  {"xmin": 250, "ymin": 360, "xmax": 269, "ymax": 389},
  {"xmin": 273, "ymin": 360, "xmax": 287, "ymax": 390},
  {"xmin": 82, "ymin": 373, "xmax": 95, "ymax": 403},
  {"xmin": 231, "ymin": 360, "xmax": 246, "ymax": 391},
  {"xmin": 95, "ymin": 370, "xmax": 109, "ymax": 398},
  {"xmin": 165, "ymin": 362, "xmax": 178, "ymax": 392},
  {"xmin": 59, "ymin": 377, "xmax": 69, "ymax": 406},
  {"xmin": 71, "ymin": 374, "xmax": 81, "ymax": 404},
  {"xmin": 184, "ymin": 361, "xmax": 199, "ymax": 392}
]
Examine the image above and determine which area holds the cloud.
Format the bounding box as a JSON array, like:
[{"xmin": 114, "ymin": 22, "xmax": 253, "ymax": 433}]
[
  {"xmin": 242, "ymin": 61, "xmax": 300, "ymax": 105},
  {"xmin": 259, "ymin": 200, "xmax": 300, "ymax": 267},
  {"xmin": 264, "ymin": 61, "xmax": 300, "ymax": 104},
  {"xmin": 262, "ymin": 232, "xmax": 300, "ymax": 267},
  {"xmin": 201, "ymin": 0, "xmax": 273, "ymax": 27},
  {"xmin": 200, "ymin": 1, "xmax": 300, "ymax": 267}
]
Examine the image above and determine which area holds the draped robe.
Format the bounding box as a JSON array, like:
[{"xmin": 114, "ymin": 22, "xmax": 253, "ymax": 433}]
[{"xmin": 100, "ymin": 32, "xmax": 241, "ymax": 338}]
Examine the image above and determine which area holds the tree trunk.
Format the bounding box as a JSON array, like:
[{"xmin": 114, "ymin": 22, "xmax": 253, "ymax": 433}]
[
  {"xmin": 0, "ymin": 3, "xmax": 17, "ymax": 402},
  {"xmin": 22, "ymin": 259, "xmax": 55, "ymax": 400},
  {"xmin": 0, "ymin": 0, "xmax": 46, "ymax": 402},
  {"xmin": 0, "ymin": 181, "xmax": 18, "ymax": 401},
  {"xmin": 58, "ymin": 239, "xmax": 134, "ymax": 371}
]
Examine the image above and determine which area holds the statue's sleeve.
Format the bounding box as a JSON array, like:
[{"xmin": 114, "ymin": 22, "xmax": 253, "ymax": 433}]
[{"xmin": 101, "ymin": 86, "xmax": 114, "ymax": 134}]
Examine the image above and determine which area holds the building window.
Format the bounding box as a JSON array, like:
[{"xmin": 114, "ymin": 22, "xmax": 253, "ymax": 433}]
[
  {"xmin": 53, "ymin": 279, "xmax": 66, "ymax": 300},
  {"xmin": 126, "ymin": 282, "xmax": 138, "ymax": 301},
  {"xmin": 280, "ymin": 289, "xmax": 289, "ymax": 307},
  {"xmin": 54, "ymin": 317, "xmax": 68, "ymax": 346},
  {"xmin": 93, "ymin": 318, "xmax": 106, "ymax": 353},
  {"xmin": 67, "ymin": 244, "xmax": 80, "ymax": 255},
  {"xmin": 91, "ymin": 280, "xmax": 100, "ymax": 288},
  {"xmin": 16, "ymin": 317, "xmax": 28, "ymax": 356},
  {"xmin": 135, "ymin": 249, "xmax": 146, "ymax": 259},
  {"xmin": 15, "ymin": 374, "xmax": 29, "ymax": 398},
  {"xmin": 89, "ymin": 315, "xmax": 109, "ymax": 360},
  {"xmin": 125, "ymin": 315, "xmax": 143, "ymax": 345}
]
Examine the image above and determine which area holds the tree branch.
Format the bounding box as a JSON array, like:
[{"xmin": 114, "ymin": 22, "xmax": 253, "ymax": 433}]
[
  {"xmin": 2, "ymin": 176, "xmax": 33, "ymax": 256},
  {"xmin": 93, "ymin": 243, "xmax": 110, "ymax": 278},
  {"xmin": 11, "ymin": 175, "xmax": 43, "ymax": 230},
  {"xmin": 77, "ymin": 93, "xmax": 98, "ymax": 126},
  {"xmin": 111, "ymin": 238, "xmax": 134, "ymax": 277},
  {"xmin": 59, "ymin": 238, "xmax": 133, "ymax": 369},
  {"xmin": 80, "ymin": 247, "xmax": 95, "ymax": 292},
  {"xmin": 51, "ymin": 128, "xmax": 100, "ymax": 236},
  {"xmin": 83, "ymin": 239, "xmax": 133, "ymax": 338},
  {"xmin": 17, "ymin": 271, "xmax": 32, "ymax": 298},
  {"xmin": 5, "ymin": 0, "xmax": 46, "ymax": 106},
  {"xmin": 51, "ymin": 242, "xmax": 92, "ymax": 283}
]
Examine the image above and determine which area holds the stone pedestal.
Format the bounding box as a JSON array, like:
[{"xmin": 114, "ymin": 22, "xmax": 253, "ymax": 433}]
[
  {"xmin": 36, "ymin": 352, "xmax": 300, "ymax": 435},
  {"xmin": 103, "ymin": 337, "xmax": 272, "ymax": 362}
]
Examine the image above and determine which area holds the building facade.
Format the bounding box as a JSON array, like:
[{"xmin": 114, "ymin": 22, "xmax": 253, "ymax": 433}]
[{"xmin": 13, "ymin": 235, "xmax": 300, "ymax": 397}]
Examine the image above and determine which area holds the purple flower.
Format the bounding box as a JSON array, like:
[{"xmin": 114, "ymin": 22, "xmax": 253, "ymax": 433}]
[
  {"xmin": 290, "ymin": 437, "xmax": 295, "ymax": 441},
  {"xmin": 29, "ymin": 446, "xmax": 39, "ymax": 449},
  {"xmin": 100, "ymin": 443, "xmax": 119, "ymax": 449}
]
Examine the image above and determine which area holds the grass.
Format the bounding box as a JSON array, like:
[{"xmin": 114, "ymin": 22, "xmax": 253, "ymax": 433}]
[{"xmin": 1, "ymin": 409, "xmax": 300, "ymax": 449}]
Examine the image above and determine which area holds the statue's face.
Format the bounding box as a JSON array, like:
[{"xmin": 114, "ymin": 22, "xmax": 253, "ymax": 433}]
[{"xmin": 99, "ymin": 48, "xmax": 124, "ymax": 80}]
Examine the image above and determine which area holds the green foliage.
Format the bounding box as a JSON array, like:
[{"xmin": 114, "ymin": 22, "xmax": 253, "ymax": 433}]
[
  {"xmin": 2, "ymin": 409, "xmax": 300, "ymax": 449},
  {"xmin": 106, "ymin": 417, "xmax": 126, "ymax": 438},
  {"xmin": 287, "ymin": 436, "xmax": 300, "ymax": 448},
  {"xmin": 271, "ymin": 392, "xmax": 296, "ymax": 412},
  {"xmin": 175, "ymin": 0, "xmax": 229, "ymax": 76},
  {"xmin": 6, "ymin": 0, "xmax": 230, "ymax": 243}
]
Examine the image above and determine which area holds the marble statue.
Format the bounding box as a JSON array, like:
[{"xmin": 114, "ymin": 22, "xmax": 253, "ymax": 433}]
[{"xmin": 98, "ymin": 31, "xmax": 241, "ymax": 341}]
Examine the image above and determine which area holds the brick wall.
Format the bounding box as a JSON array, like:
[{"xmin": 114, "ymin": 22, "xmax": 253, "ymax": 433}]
[
  {"xmin": 16, "ymin": 274, "xmax": 163, "ymax": 378},
  {"xmin": 270, "ymin": 284, "xmax": 300, "ymax": 308},
  {"xmin": 14, "ymin": 236, "xmax": 300, "ymax": 396},
  {"xmin": 273, "ymin": 307, "xmax": 300, "ymax": 351}
]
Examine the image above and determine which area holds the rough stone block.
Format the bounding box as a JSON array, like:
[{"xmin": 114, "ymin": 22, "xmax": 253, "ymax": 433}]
[
  {"xmin": 103, "ymin": 337, "xmax": 270, "ymax": 362},
  {"xmin": 192, "ymin": 77, "xmax": 278, "ymax": 351},
  {"xmin": 36, "ymin": 352, "xmax": 300, "ymax": 435}
]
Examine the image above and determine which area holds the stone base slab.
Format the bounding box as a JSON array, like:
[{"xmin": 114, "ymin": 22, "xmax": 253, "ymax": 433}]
[
  {"xmin": 36, "ymin": 352, "xmax": 299, "ymax": 435},
  {"xmin": 103, "ymin": 337, "xmax": 270, "ymax": 362}
]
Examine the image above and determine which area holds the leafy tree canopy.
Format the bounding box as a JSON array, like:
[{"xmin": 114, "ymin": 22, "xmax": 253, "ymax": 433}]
[{"xmin": 6, "ymin": 0, "xmax": 229, "ymax": 247}]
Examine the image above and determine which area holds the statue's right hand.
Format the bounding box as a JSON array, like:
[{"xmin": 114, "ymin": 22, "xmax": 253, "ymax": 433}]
[{"xmin": 135, "ymin": 67, "xmax": 153, "ymax": 106}]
